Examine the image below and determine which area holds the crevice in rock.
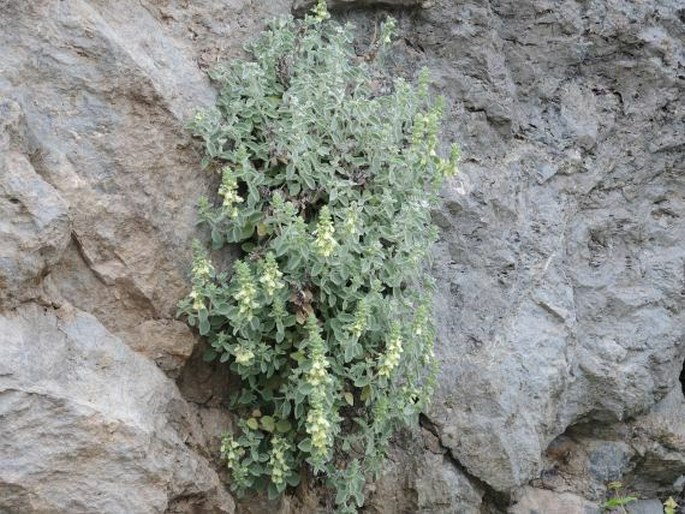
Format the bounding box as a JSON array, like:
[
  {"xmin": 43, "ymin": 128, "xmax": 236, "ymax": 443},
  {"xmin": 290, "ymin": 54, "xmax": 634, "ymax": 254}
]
[
  {"xmin": 419, "ymin": 414, "xmax": 511, "ymax": 512},
  {"xmin": 175, "ymin": 339, "xmax": 234, "ymax": 409},
  {"xmin": 680, "ymin": 358, "xmax": 684, "ymax": 397},
  {"xmin": 70, "ymin": 232, "xmax": 110, "ymax": 288}
]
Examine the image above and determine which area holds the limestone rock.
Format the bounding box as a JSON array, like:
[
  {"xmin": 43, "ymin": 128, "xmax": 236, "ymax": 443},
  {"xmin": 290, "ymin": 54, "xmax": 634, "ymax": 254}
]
[
  {"xmin": 0, "ymin": 0, "xmax": 290, "ymax": 347},
  {"xmin": 529, "ymin": 388, "xmax": 685, "ymax": 507},
  {"xmin": 509, "ymin": 487, "xmax": 599, "ymax": 514},
  {"xmin": 0, "ymin": 303, "xmax": 233, "ymax": 513},
  {"xmin": 627, "ymin": 500, "xmax": 669, "ymax": 514},
  {"xmin": 395, "ymin": 0, "xmax": 685, "ymax": 493},
  {"xmin": 627, "ymin": 388, "xmax": 685, "ymax": 496},
  {"xmin": 125, "ymin": 319, "xmax": 197, "ymax": 376},
  {"xmin": 364, "ymin": 429, "xmax": 484, "ymax": 513},
  {"xmin": 0, "ymin": 100, "xmax": 71, "ymax": 306}
]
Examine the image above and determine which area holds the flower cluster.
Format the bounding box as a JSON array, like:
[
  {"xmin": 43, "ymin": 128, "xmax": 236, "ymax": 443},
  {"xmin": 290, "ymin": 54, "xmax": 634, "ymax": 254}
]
[
  {"xmin": 234, "ymin": 344, "xmax": 255, "ymax": 366},
  {"xmin": 306, "ymin": 321, "xmax": 330, "ymax": 387},
  {"xmin": 220, "ymin": 435, "xmax": 249, "ymax": 489},
  {"xmin": 272, "ymin": 294, "xmax": 287, "ymax": 321},
  {"xmin": 412, "ymin": 303, "xmax": 430, "ymax": 338},
  {"xmin": 191, "ymin": 243, "xmax": 214, "ymax": 283},
  {"xmin": 311, "ymin": 0, "xmax": 330, "ymax": 23},
  {"xmin": 412, "ymin": 302, "xmax": 436, "ymax": 365},
  {"xmin": 259, "ymin": 253, "xmax": 284, "ymax": 297},
  {"xmin": 304, "ymin": 317, "xmax": 333, "ymax": 463},
  {"xmin": 188, "ymin": 290, "xmax": 205, "ymax": 313},
  {"xmin": 378, "ymin": 324, "xmax": 403, "ymax": 378},
  {"xmin": 380, "ymin": 18, "xmax": 396, "ymax": 45},
  {"xmin": 342, "ymin": 202, "xmax": 360, "ymax": 237},
  {"xmin": 348, "ymin": 298, "xmax": 370, "ymax": 339},
  {"xmin": 218, "ymin": 166, "xmax": 243, "ymax": 218},
  {"xmin": 268, "ymin": 435, "xmax": 291, "ymax": 487},
  {"xmin": 306, "ymin": 399, "xmax": 331, "ymax": 459},
  {"xmin": 189, "ymin": 243, "xmax": 214, "ymax": 312},
  {"xmin": 233, "ymin": 261, "xmax": 259, "ymax": 320},
  {"xmin": 313, "ymin": 205, "xmax": 337, "ymax": 258}
]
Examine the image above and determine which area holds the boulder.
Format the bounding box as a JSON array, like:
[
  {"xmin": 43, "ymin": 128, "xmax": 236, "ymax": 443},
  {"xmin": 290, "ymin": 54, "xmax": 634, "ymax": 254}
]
[
  {"xmin": 0, "ymin": 0, "xmax": 290, "ymax": 347},
  {"xmin": 0, "ymin": 303, "xmax": 233, "ymax": 513},
  {"xmin": 509, "ymin": 487, "xmax": 599, "ymax": 514}
]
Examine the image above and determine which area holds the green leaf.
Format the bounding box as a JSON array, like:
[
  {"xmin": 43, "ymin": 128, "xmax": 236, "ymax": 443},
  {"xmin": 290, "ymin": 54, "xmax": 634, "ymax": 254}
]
[
  {"xmin": 211, "ymin": 226, "xmax": 224, "ymax": 247},
  {"xmin": 260, "ymin": 416, "xmax": 276, "ymax": 432},
  {"xmin": 276, "ymin": 420, "xmax": 292, "ymax": 433},
  {"xmin": 297, "ymin": 438, "xmax": 312, "ymax": 453},
  {"xmin": 267, "ymin": 482, "xmax": 280, "ymax": 500},
  {"xmin": 360, "ymin": 385, "xmax": 372, "ymax": 403},
  {"xmin": 246, "ymin": 418, "xmax": 260, "ymax": 431},
  {"xmin": 285, "ymin": 472, "xmax": 301, "ymax": 487},
  {"xmin": 344, "ymin": 392, "xmax": 354, "ymax": 406},
  {"xmin": 199, "ymin": 317, "xmax": 211, "ymax": 336},
  {"xmin": 214, "ymin": 302, "xmax": 231, "ymax": 316}
]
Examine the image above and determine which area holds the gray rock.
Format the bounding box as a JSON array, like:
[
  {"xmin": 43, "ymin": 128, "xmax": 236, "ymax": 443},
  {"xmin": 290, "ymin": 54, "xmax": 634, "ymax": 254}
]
[
  {"xmin": 125, "ymin": 319, "xmax": 198, "ymax": 376},
  {"xmin": 0, "ymin": 100, "xmax": 71, "ymax": 306},
  {"xmin": 587, "ymin": 442, "xmax": 634, "ymax": 483},
  {"xmin": 363, "ymin": 428, "xmax": 484, "ymax": 514},
  {"xmin": 0, "ymin": 303, "xmax": 233, "ymax": 513},
  {"xmin": 530, "ymin": 388, "xmax": 685, "ymax": 502},
  {"xmin": 625, "ymin": 388, "xmax": 685, "ymax": 497},
  {"xmin": 627, "ymin": 500, "xmax": 667, "ymax": 514},
  {"xmin": 509, "ymin": 487, "xmax": 600, "ymax": 514},
  {"xmin": 0, "ymin": 0, "xmax": 289, "ymax": 344},
  {"xmin": 0, "ymin": 0, "xmax": 210, "ymax": 336},
  {"xmin": 396, "ymin": 0, "xmax": 685, "ymax": 493}
]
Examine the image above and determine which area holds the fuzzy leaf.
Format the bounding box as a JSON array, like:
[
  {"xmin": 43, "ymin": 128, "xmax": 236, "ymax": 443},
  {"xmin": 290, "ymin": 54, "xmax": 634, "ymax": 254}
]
[
  {"xmin": 260, "ymin": 416, "xmax": 276, "ymax": 432},
  {"xmin": 276, "ymin": 420, "xmax": 292, "ymax": 433}
]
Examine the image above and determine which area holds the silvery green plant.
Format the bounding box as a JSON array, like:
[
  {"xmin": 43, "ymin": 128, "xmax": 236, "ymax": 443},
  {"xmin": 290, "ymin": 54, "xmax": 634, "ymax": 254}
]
[{"xmin": 178, "ymin": 1, "xmax": 459, "ymax": 511}]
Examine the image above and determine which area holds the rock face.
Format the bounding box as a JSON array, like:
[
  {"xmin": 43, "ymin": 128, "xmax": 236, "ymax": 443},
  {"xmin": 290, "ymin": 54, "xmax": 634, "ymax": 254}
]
[
  {"xmin": 0, "ymin": 0, "xmax": 683, "ymax": 513},
  {"xmin": 0, "ymin": 1, "xmax": 290, "ymax": 512},
  {"xmin": 391, "ymin": 0, "xmax": 684, "ymax": 497}
]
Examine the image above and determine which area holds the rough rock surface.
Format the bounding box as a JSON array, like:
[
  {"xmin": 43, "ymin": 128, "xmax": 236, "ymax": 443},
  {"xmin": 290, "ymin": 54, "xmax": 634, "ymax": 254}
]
[
  {"xmin": 0, "ymin": 0, "xmax": 683, "ymax": 512},
  {"xmin": 334, "ymin": 0, "xmax": 684, "ymax": 507},
  {"xmin": 0, "ymin": 1, "xmax": 289, "ymax": 512},
  {"xmin": 126, "ymin": 319, "xmax": 198, "ymax": 376},
  {"xmin": 386, "ymin": 0, "xmax": 684, "ymax": 496},
  {"xmin": 363, "ymin": 428, "xmax": 485, "ymax": 513},
  {"xmin": 0, "ymin": 0, "xmax": 290, "ymax": 346},
  {"xmin": 0, "ymin": 99, "xmax": 71, "ymax": 306},
  {"xmin": 0, "ymin": 303, "xmax": 233, "ymax": 513},
  {"xmin": 509, "ymin": 487, "xmax": 599, "ymax": 514}
]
